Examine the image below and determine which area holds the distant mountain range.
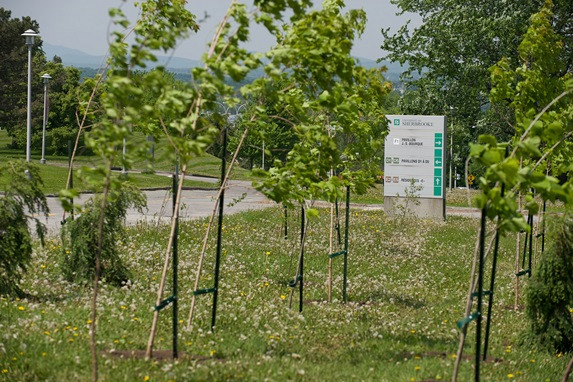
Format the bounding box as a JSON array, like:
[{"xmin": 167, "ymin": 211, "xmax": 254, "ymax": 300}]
[
  {"xmin": 44, "ymin": 42, "xmax": 406, "ymax": 81},
  {"xmin": 43, "ymin": 43, "xmax": 202, "ymax": 69}
]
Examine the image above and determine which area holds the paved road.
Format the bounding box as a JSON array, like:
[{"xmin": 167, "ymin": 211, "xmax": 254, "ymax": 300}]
[
  {"xmin": 38, "ymin": 176, "xmax": 487, "ymax": 234},
  {"xmin": 41, "ymin": 177, "xmax": 275, "ymax": 234}
]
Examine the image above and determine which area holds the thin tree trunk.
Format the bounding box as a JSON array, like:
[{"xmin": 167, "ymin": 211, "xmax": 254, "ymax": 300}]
[
  {"xmin": 90, "ymin": 164, "xmax": 114, "ymax": 382},
  {"xmin": 563, "ymin": 355, "xmax": 573, "ymax": 382}
]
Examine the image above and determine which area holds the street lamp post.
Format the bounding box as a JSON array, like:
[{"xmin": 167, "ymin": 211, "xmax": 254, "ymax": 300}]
[
  {"xmin": 22, "ymin": 29, "xmax": 39, "ymax": 162},
  {"xmin": 449, "ymin": 106, "xmax": 454, "ymax": 192},
  {"xmin": 40, "ymin": 73, "xmax": 51, "ymax": 164}
]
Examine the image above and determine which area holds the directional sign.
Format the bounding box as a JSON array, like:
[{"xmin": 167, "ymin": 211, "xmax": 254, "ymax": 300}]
[{"xmin": 384, "ymin": 115, "xmax": 446, "ymax": 199}]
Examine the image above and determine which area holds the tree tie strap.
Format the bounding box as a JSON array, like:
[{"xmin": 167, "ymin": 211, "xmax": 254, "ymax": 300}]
[
  {"xmin": 154, "ymin": 295, "xmax": 177, "ymax": 311},
  {"xmin": 288, "ymin": 275, "xmax": 302, "ymax": 288},
  {"xmin": 329, "ymin": 250, "xmax": 347, "ymax": 259},
  {"xmin": 193, "ymin": 287, "xmax": 216, "ymax": 296},
  {"xmin": 515, "ymin": 269, "xmax": 531, "ymax": 277},
  {"xmin": 457, "ymin": 311, "xmax": 480, "ymax": 330}
]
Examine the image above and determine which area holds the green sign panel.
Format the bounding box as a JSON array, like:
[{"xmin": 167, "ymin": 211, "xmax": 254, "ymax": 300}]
[{"xmin": 434, "ymin": 133, "xmax": 443, "ymax": 148}]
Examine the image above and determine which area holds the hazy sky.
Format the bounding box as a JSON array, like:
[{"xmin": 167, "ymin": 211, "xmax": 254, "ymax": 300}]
[{"xmin": 3, "ymin": 0, "xmax": 421, "ymax": 60}]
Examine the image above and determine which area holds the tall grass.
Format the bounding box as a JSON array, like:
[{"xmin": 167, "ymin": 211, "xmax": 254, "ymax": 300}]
[{"xmin": 1, "ymin": 206, "xmax": 569, "ymax": 381}]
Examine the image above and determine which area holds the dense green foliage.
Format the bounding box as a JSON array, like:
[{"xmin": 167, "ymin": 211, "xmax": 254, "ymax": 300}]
[
  {"xmin": 250, "ymin": 1, "xmax": 391, "ymax": 206},
  {"xmin": 382, "ymin": 0, "xmax": 573, "ymax": 180},
  {"xmin": 524, "ymin": 212, "xmax": 573, "ymax": 353},
  {"xmin": 0, "ymin": 161, "xmax": 48, "ymax": 296},
  {"xmin": 0, "ymin": 8, "xmax": 82, "ymax": 151},
  {"xmin": 0, "ymin": 9, "xmax": 42, "ymax": 145},
  {"xmin": 470, "ymin": 1, "xmax": 573, "ymax": 234},
  {"xmin": 60, "ymin": 187, "xmax": 146, "ymax": 286}
]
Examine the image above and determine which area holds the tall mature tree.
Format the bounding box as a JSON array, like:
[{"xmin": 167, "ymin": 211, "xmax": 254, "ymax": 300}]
[
  {"xmin": 0, "ymin": 8, "xmax": 42, "ymax": 147},
  {"xmin": 381, "ymin": 0, "xmax": 573, "ymax": 174},
  {"xmin": 41, "ymin": 59, "xmax": 82, "ymax": 155}
]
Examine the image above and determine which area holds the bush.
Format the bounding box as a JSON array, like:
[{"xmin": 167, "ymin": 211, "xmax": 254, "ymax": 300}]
[
  {"xmin": 60, "ymin": 186, "xmax": 146, "ymax": 286},
  {"xmin": 524, "ymin": 211, "xmax": 573, "ymax": 353},
  {"xmin": 0, "ymin": 161, "xmax": 49, "ymax": 296}
]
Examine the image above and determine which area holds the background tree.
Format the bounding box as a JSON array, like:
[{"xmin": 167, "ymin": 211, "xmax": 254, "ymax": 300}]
[
  {"xmin": 41, "ymin": 59, "xmax": 82, "ymax": 155},
  {"xmin": 381, "ymin": 0, "xmax": 573, "ymax": 181},
  {"xmin": 0, "ymin": 8, "xmax": 82, "ymax": 154},
  {"xmin": 0, "ymin": 8, "xmax": 42, "ymax": 147}
]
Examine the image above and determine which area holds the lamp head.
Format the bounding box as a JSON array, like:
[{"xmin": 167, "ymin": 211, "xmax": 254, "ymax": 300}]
[
  {"xmin": 41, "ymin": 73, "xmax": 52, "ymax": 84},
  {"xmin": 22, "ymin": 29, "xmax": 39, "ymax": 46}
]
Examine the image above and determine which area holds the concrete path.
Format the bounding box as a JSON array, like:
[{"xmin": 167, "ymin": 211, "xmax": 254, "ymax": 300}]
[
  {"xmin": 37, "ymin": 175, "xmax": 488, "ymax": 234},
  {"xmin": 40, "ymin": 177, "xmax": 275, "ymax": 234}
]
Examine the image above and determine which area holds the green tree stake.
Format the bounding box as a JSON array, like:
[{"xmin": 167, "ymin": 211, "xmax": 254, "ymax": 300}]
[
  {"xmin": 476, "ymin": 207, "xmax": 487, "ymax": 381},
  {"xmin": 335, "ymin": 198, "xmax": 341, "ymax": 245},
  {"xmin": 343, "ymin": 186, "xmax": 350, "ymax": 303},
  {"xmin": 172, "ymin": 169, "xmax": 178, "ymax": 359},
  {"xmin": 284, "ymin": 204, "xmax": 288, "ymax": 240},
  {"xmin": 212, "ymin": 127, "xmax": 227, "ymax": 330},
  {"xmin": 483, "ymin": 181, "xmax": 505, "ymax": 361},
  {"xmin": 528, "ymin": 212, "xmax": 534, "ymax": 277},
  {"xmin": 541, "ymin": 200, "xmax": 547, "ymax": 254},
  {"xmin": 68, "ymin": 139, "xmax": 74, "ymax": 220},
  {"xmin": 299, "ymin": 205, "xmax": 305, "ymax": 313}
]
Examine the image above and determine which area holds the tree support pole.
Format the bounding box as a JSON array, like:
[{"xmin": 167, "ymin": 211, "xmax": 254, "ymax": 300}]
[
  {"xmin": 172, "ymin": 170, "xmax": 179, "ymax": 358},
  {"xmin": 284, "ymin": 204, "xmax": 288, "ymax": 240},
  {"xmin": 335, "ymin": 198, "xmax": 341, "ymax": 245},
  {"xmin": 68, "ymin": 140, "xmax": 74, "ymax": 220},
  {"xmin": 527, "ymin": 212, "xmax": 533, "ymax": 277},
  {"xmin": 483, "ymin": 182, "xmax": 504, "ymax": 360},
  {"xmin": 541, "ymin": 200, "xmax": 546, "ymax": 254},
  {"xmin": 343, "ymin": 186, "xmax": 350, "ymax": 303},
  {"xmin": 299, "ymin": 205, "xmax": 305, "ymax": 313},
  {"xmin": 328, "ymin": 202, "xmax": 334, "ymax": 303},
  {"xmin": 475, "ymin": 207, "xmax": 486, "ymax": 381},
  {"xmin": 211, "ymin": 127, "xmax": 227, "ymax": 331}
]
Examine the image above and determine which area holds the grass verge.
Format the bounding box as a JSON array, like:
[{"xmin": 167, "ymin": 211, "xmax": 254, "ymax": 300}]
[
  {"xmin": 0, "ymin": 163, "xmax": 217, "ymax": 195},
  {"xmin": 1, "ymin": 206, "xmax": 570, "ymax": 381}
]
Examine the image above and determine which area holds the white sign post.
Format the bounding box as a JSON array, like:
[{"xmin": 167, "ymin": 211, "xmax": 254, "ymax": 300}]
[{"xmin": 384, "ymin": 115, "xmax": 446, "ymax": 219}]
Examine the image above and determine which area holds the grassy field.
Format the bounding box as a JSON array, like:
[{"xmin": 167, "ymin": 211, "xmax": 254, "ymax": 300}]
[
  {"xmin": 1, "ymin": 206, "xmax": 570, "ymax": 381},
  {"xmin": 0, "ymin": 129, "xmax": 258, "ymax": 194},
  {"xmin": 0, "ymin": 163, "xmax": 217, "ymax": 195},
  {"xmin": 0, "ymin": 129, "xmax": 254, "ymax": 182}
]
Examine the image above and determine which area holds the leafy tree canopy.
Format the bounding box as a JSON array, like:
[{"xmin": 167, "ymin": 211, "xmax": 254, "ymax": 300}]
[{"xmin": 381, "ymin": 0, "xmax": 573, "ymax": 138}]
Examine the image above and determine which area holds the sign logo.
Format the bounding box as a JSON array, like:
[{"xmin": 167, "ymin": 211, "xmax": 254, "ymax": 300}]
[
  {"xmin": 394, "ymin": 119, "xmax": 400, "ymax": 126},
  {"xmin": 393, "ymin": 138, "xmax": 400, "ymax": 145}
]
